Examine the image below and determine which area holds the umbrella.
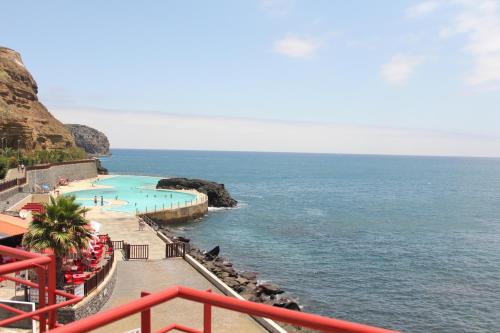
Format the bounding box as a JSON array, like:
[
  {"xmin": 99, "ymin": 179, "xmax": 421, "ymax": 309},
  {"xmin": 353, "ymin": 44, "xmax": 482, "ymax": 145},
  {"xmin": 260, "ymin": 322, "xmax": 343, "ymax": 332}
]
[{"xmin": 90, "ymin": 221, "xmax": 101, "ymax": 233}]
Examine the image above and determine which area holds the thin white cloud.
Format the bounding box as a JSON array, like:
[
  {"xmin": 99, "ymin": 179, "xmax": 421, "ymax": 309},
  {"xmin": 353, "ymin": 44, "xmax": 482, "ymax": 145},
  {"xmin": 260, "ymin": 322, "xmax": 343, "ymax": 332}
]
[
  {"xmin": 439, "ymin": 0, "xmax": 500, "ymax": 86},
  {"xmin": 260, "ymin": 0, "xmax": 295, "ymax": 16},
  {"xmin": 380, "ymin": 54, "xmax": 425, "ymax": 84},
  {"xmin": 273, "ymin": 36, "xmax": 322, "ymax": 59},
  {"xmin": 51, "ymin": 107, "xmax": 500, "ymax": 157},
  {"xmin": 406, "ymin": 0, "xmax": 443, "ymax": 17},
  {"xmin": 410, "ymin": 0, "xmax": 500, "ymax": 87}
]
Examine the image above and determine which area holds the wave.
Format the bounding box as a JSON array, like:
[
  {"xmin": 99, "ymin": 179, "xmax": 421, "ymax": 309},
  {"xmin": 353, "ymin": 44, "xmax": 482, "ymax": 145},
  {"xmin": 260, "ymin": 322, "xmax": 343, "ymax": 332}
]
[{"xmin": 208, "ymin": 202, "xmax": 248, "ymax": 212}]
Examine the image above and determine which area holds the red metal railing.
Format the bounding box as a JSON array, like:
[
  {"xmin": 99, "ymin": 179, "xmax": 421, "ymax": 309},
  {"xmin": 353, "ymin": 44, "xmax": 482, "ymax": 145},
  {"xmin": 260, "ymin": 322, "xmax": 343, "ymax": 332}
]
[
  {"xmin": 0, "ymin": 245, "xmax": 82, "ymax": 332},
  {"xmin": 48, "ymin": 285, "xmax": 399, "ymax": 333},
  {"xmin": 1, "ymin": 244, "xmax": 399, "ymax": 333}
]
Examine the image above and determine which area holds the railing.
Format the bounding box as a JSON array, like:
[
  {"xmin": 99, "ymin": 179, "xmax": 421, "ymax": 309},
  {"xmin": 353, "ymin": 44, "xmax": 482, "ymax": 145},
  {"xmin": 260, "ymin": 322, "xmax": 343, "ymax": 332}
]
[
  {"xmin": 83, "ymin": 251, "xmax": 114, "ymax": 296},
  {"xmin": 47, "ymin": 285, "xmax": 399, "ymax": 333},
  {"xmin": 136, "ymin": 192, "xmax": 208, "ymax": 215},
  {"xmin": 0, "ymin": 177, "xmax": 26, "ymax": 192},
  {"xmin": 25, "ymin": 159, "xmax": 96, "ymax": 171},
  {"xmin": 0, "ymin": 246, "xmax": 401, "ymax": 333},
  {"xmin": 0, "ymin": 245, "xmax": 82, "ymax": 332},
  {"xmin": 111, "ymin": 240, "xmax": 124, "ymax": 250},
  {"xmin": 166, "ymin": 242, "xmax": 189, "ymax": 259},
  {"xmin": 123, "ymin": 243, "xmax": 149, "ymax": 260}
]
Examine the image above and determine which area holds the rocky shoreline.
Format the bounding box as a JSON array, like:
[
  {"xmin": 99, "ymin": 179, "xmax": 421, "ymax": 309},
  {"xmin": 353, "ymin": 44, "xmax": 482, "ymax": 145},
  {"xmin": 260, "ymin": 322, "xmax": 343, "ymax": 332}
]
[
  {"xmin": 156, "ymin": 178, "xmax": 238, "ymax": 208},
  {"xmin": 157, "ymin": 225, "xmax": 316, "ymax": 333}
]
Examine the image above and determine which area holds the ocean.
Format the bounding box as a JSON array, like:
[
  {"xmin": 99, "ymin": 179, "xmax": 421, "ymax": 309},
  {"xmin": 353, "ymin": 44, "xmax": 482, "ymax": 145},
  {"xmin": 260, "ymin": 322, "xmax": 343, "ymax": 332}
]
[{"xmin": 100, "ymin": 149, "xmax": 500, "ymax": 332}]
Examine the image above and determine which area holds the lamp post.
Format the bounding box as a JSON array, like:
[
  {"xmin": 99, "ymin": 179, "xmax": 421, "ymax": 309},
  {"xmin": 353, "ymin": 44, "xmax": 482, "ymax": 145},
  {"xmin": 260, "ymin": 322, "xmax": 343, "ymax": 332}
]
[
  {"xmin": 17, "ymin": 139, "xmax": 20, "ymax": 161},
  {"xmin": 1, "ymin": 137, "xmax": 5, "ymax": 156}
]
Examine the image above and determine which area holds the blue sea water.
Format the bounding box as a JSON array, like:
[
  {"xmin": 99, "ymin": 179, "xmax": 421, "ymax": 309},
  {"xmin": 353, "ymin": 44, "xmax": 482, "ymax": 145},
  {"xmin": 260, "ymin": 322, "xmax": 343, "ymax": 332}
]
[{"xmin": 100, "ymin": 149, "xmax": 500, "ymax": 332}]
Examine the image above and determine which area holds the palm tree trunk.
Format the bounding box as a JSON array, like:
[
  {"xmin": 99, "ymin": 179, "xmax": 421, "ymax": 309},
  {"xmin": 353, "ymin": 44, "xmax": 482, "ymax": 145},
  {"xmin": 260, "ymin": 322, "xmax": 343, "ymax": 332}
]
[{"xmin": 55, "ymin": 257, "xmax": 66, "ymax": 289}]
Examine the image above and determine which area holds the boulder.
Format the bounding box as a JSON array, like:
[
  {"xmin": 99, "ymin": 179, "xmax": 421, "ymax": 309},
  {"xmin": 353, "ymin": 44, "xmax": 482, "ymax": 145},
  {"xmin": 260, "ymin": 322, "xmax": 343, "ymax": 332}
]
[
  {"xmin": 256, "ymin": 283, "xmax": 284, "ymax": 296},
  {"xmin": 240, "ymin": 271, "xmax": 258, "ymax": 281},
  {"xmin": 96, "ymin": 158, "xmax": 108, "ymax": 175},
  {"xmin": 273, "ymin": 299, "xmax": 301, "ymax": 311},
  {"xmin": 173, "ymin": 236, "xmax": 190, "ymax": 243},
  {"xmin": 204, "ymin": 245, "xmax": 220, "ymax": 260},
  {"xmin": 156, "ymin": 178, "xmax": 237, "ymax": 207}
]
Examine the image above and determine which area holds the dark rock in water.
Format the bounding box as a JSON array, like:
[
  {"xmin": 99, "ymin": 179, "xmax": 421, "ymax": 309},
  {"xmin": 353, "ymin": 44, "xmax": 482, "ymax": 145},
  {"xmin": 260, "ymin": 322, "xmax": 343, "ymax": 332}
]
[
  {"xmin": 96, "ymin": 158, "xmax": 108, "ymax": 175},
  {"xmin": 156, "ymin": 178, "xmax": 237, "ymax": 207},
  {"xmin": 173, "ymin": 236, "xmax": 190, "ymax": 243},
  {"xmin": 204, "ymin": 245, "xmax": 220, "ymax": 259},
  {"xmin": 273, "ymin": 300, "xmax": 301, "ymax": 311},
  {"xmin": 256, "ymin": 283, "xmax": 284, "ymax": 296}
]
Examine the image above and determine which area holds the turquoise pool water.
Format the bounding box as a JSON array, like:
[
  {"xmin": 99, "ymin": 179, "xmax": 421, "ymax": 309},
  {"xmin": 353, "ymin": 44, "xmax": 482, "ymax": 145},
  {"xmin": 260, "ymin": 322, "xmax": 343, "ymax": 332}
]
[{"xmin": 69, "ymin": 175, "xmax": 197, "ymax": 213}]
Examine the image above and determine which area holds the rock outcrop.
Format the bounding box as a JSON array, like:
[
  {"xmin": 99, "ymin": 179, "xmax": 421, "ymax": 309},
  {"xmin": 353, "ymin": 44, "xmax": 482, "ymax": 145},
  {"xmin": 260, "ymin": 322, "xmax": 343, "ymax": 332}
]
[
  {"xmin": 96, "ymin": 158, "xmax": 109, "ymax": 175},
  {"xmin": 156, "ymin": 178, "xmax": 237, "ymax": 207},
  {"xmin": 0, "ymin": 47, "xmax": 75, "ymax": 150},
  {"xmin": 65, "ymin": 124, "xmax": 110, "ymax": 156}
]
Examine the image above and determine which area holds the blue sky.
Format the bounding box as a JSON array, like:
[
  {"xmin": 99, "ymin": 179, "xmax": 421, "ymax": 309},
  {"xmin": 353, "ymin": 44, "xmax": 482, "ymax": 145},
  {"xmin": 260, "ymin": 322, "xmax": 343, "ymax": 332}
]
[{"xmin": 2, "ymin": 0, "xmax": 500, "ymax": 156}]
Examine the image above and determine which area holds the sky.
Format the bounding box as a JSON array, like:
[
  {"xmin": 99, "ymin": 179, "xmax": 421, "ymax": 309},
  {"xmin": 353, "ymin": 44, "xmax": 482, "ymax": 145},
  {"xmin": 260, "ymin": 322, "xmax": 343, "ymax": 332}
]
[{"xmin": 2, "ymin": 0, "xmax": 500, "ymax": 156}]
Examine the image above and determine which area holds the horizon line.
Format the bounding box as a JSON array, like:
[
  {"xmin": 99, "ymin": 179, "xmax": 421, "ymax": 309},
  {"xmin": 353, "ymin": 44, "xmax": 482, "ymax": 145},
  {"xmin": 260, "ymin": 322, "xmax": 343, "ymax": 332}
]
[{"xmin": 105, "ymin": 147, "xmax": 500, "ymax": 160}]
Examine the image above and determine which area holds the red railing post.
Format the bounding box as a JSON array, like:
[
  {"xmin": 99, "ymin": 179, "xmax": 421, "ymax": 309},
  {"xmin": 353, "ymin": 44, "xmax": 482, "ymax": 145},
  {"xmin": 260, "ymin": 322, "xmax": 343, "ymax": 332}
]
[
  {"xmin": 37, "ymin": 267, "xmax": 47, "ymax": 333},
  {"xmin": 204, "ymin": 289, "xmax": 212, "ymax": 333},
  {"xmin": 46, "ymin": 251, "xmax": 57, "ymax": 329},
  {"xmin": 141, "ymin": 291, "xmax": 151, "ymax": 333}
]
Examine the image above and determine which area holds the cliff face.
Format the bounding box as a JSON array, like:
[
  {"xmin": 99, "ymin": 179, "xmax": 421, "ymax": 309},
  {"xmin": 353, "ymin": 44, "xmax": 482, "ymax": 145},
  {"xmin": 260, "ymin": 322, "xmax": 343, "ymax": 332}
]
[
  {"xmin": 65, "ymin": 124, "xmax": 110, "ymax": 156},
  {"xmin": 0, "ymin": 47, "xmax": 74, "ymax": 150}
]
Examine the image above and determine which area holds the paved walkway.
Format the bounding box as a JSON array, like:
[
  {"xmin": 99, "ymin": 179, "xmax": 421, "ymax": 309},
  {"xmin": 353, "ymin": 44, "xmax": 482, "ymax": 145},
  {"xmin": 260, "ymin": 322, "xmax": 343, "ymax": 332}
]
[
  {"xmin": 84, "ymin": 208, "xmax": 266, "ymax": 333},
  {"xmin": 4, "ymin": 168, "xmax": 25, "ymax": 181},
  {"xmin": 93, "ymin": 260, "xmax": 266, "ymax": 333},
  {"xmin": 87, "ymin": 208, "xmax": 166, "ymax": 260}
]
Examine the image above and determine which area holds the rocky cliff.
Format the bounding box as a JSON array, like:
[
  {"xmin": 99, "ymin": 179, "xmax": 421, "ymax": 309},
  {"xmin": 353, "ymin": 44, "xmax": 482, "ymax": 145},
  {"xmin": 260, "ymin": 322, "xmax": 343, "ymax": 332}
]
[
  {"xmin": 65, "ymin": 124, "xmax": 110, "ymax": 156},
  {"xmin": 0, "ymin": 47, "xmax": 74, "ymax": 150},
  {"xmin": 156, "ymin": 178, "xmax": 238, "ymax": 207}
]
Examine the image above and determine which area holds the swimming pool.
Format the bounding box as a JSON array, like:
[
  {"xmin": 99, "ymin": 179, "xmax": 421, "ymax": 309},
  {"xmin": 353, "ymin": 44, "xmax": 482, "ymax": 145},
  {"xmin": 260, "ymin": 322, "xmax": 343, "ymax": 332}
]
[{"xmin": 68, "ymin": 175, "xmax": 198, "ymax": 213}]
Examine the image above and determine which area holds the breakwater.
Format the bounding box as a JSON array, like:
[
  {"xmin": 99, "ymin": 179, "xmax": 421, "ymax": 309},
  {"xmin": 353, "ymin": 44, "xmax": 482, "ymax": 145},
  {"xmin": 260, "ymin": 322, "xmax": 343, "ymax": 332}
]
[{"xmin": 140, "ymin": 193, "xmax": 208, "ymax": 224}]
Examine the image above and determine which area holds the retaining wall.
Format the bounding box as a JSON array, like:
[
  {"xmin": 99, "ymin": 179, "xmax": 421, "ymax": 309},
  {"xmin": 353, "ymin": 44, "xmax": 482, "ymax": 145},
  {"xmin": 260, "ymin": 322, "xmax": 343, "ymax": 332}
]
[
  {"xmin": 142, "ymin": 200, "xmax": 208, "ymax": 225},
  {"xmin": 8, "ymin": 193, "xmax": 50, "ymax": 211},
  {"xmin": 0, "ymin": 184, "xmax": 27, "ymax": 202},
  {"xmin": 58, "ymin": 257, "xmax": 117, "ymax": 324},
  {"xmin": 26, "ymin": 160, "xmax": 98, "ymax": 189}
]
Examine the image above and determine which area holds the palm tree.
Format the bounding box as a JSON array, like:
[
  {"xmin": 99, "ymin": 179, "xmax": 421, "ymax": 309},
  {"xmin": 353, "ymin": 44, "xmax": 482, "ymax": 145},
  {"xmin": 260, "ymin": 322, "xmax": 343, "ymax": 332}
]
[{"xmin": 22, "ymin": 195, "xmax": 93, "ymax": 288}]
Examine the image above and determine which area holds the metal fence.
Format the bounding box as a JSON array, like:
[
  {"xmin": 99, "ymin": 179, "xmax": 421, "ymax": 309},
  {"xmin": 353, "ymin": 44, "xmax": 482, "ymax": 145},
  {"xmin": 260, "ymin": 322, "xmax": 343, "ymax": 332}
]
[
  {"xmin": 165, "ymin": 242, "xmax": 189, "ymax": 259},
  {"xmin": 0, "ymin": 177, "xmax": 26, "ymax": 192},
  {"xmin": 111, "ymin": 240, "xmax": 124, "ymax": 251},
  {"xmin": 123, "ymin": 243, "xmax": 149, "ymax": 260},
  {"xmin": 83, "ymin": 251, "xmax": 114, "ymax": 296}
]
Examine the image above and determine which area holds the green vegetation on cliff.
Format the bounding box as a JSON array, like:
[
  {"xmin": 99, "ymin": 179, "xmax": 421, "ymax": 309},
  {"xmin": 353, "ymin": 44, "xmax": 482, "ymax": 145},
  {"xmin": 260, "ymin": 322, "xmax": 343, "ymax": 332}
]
[{"xmin": 0, "ymin": 147, "xmax": 87, "ymax": 178}]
